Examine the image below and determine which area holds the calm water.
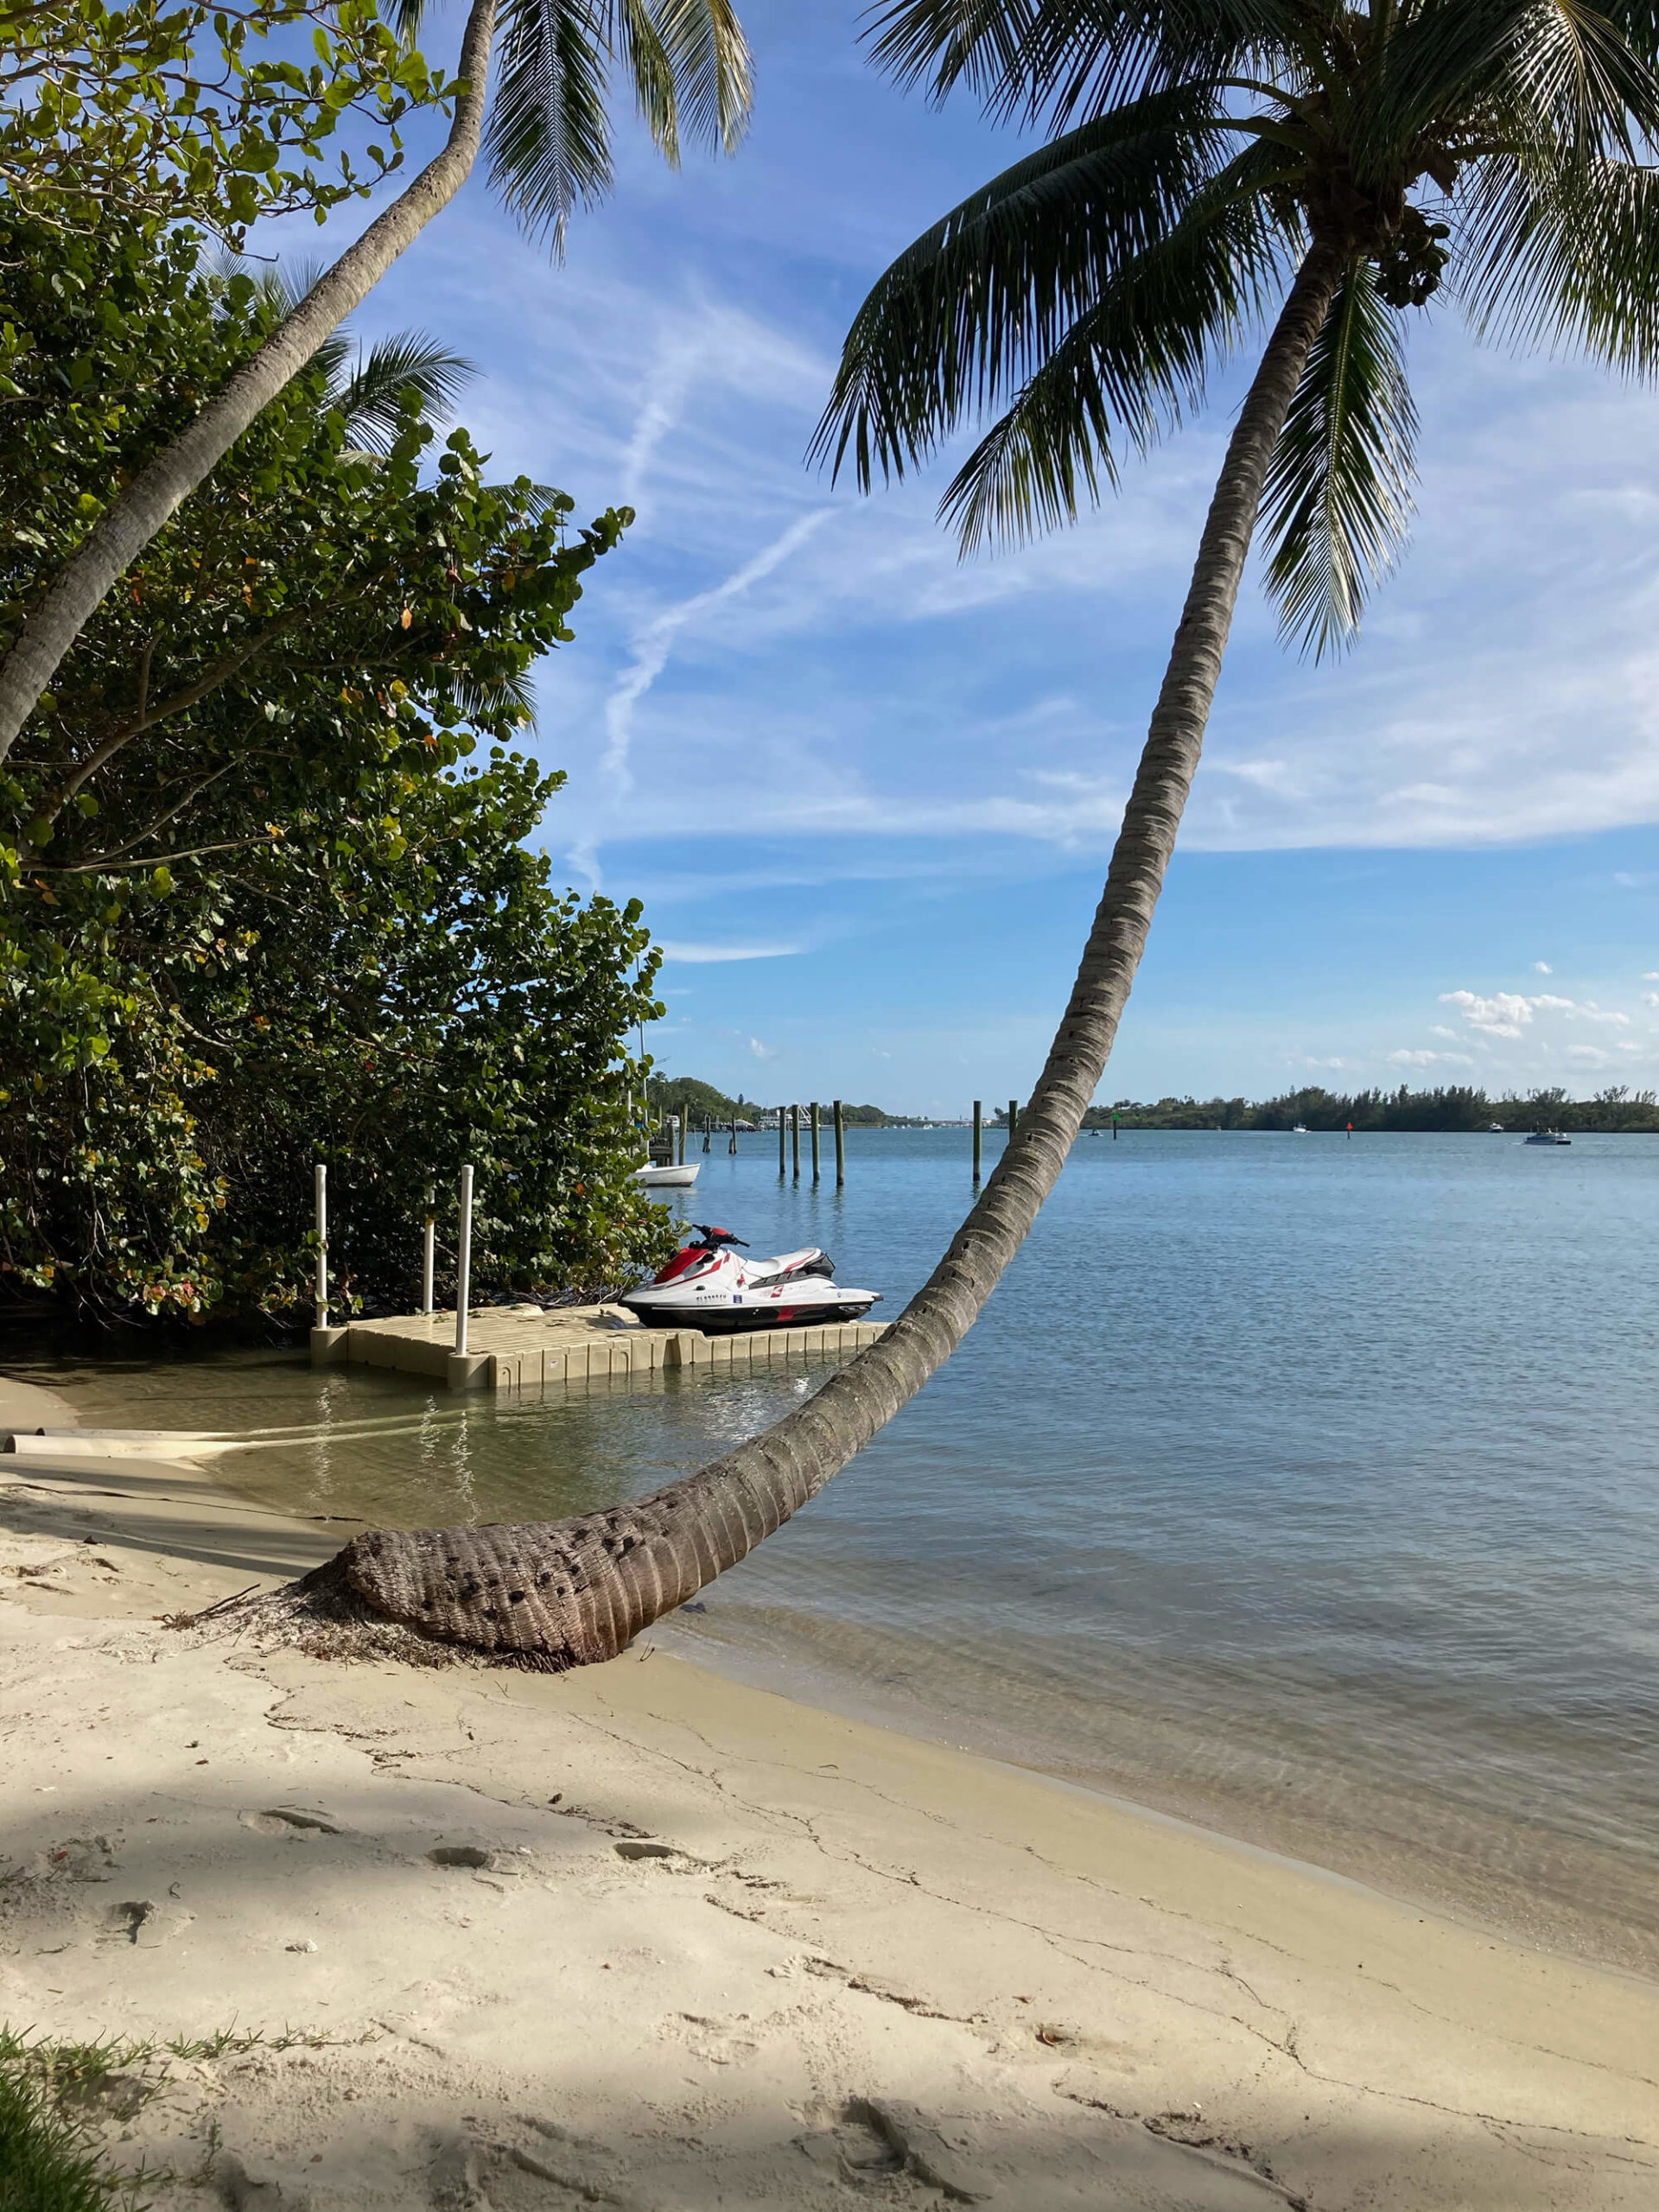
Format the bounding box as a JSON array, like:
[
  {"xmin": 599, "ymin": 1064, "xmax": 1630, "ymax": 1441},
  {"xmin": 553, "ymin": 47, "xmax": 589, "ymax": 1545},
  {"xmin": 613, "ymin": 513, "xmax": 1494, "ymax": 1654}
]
[{"xmin": 18, "ymin": 1130, "xmax": 1659, "ymax": 1971}]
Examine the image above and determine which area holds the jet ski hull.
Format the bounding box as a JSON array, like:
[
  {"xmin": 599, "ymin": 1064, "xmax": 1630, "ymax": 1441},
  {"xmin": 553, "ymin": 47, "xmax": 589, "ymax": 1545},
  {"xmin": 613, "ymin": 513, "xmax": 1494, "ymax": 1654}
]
[{"xmin": 621, "ymin": 1291, "xmax": 880, "ymax": 1335}]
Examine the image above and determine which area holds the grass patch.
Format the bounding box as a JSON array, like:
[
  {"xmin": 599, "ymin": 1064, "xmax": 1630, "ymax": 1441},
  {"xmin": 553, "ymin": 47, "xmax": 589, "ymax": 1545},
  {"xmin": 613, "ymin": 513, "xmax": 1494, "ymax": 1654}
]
[
  {"xmin": 0, "ymin": 2022, "xmax": 369, "ymax": 2209},
  {"xmin": 0, "ymin": 2058, "xmax": 141, "ymax": 2212}
]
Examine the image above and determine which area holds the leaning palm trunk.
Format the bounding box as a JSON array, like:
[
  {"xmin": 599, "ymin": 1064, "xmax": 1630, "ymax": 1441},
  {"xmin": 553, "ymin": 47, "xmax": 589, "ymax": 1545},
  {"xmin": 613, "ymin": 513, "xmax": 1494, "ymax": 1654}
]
[
  {"xmin": 322, "ymin": 243, "xmax": 1345, "ymax": 1669},
  {"xmin": 0, "ymin": 0, "xmax": 498, "ymax": 767}
]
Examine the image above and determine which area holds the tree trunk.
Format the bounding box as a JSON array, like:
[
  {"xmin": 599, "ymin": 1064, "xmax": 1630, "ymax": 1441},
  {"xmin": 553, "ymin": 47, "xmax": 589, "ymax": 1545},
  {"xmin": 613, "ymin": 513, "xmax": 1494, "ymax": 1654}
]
[
  {"xmin": 0, "ymin": 0, "xmax": 498, "ymax": 768},
  {"xmin": 322, "ymin": 243, "xmax": 1349, "ymax": 1669}
]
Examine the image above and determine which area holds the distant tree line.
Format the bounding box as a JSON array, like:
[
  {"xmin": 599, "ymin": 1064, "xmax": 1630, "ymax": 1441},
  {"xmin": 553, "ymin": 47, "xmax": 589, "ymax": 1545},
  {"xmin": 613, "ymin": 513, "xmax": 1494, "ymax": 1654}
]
[
  {"xmin": 1074, "ymin": 1085, "xmax": 1659, "ymax": 1134},
  {"xmin": 645, "ymin": 1077, "xmax": 912, "ymax": 1127}
]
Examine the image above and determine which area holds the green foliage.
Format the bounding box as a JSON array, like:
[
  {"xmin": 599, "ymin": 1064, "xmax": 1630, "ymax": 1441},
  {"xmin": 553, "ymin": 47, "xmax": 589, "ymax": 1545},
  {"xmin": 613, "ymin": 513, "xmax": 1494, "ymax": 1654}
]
[
  {"xmin": 0, "ymin": 0, "xmax": 448, "ymax": 245},
  {"xmin": 1082, "ymin": 1085, "xmax": 1659, "ymax": 1134},
  {"xmin": 823, "ymin": 2, "xmax": 1659, "ymax": 648},
  {"xmin": 0, "ymin": 211, "xmax": 674, "ymax": 1321},
  {"xmin": 646, "ymin": 1074, "xmax": 750, "ymax": 1126}
]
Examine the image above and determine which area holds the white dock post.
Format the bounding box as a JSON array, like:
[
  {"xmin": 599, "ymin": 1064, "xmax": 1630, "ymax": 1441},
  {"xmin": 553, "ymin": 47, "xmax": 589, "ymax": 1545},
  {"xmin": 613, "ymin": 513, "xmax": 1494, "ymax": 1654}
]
[
  {"xmin": 446, "ymin": 1164, "xmax": 491, "ymax": 1390},
  {"xmin": 454, "ymin": 1164, "xmax": 474, "ymax": 1354},
  {"xmin": 420, "ymin": 1183, "xmax": 435, "ymax": 1314},
  {"xmin": 308, "ymin": 1164, "xmax": 347, "ymax": 1365},
  {"xmin": 314, "ymin": 1162, "xmax": 328, "ymax": 1325}
]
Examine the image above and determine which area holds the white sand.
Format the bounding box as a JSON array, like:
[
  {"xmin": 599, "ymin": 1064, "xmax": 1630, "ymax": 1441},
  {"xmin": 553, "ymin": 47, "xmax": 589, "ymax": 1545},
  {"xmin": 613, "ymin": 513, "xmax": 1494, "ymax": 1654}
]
[{"xmin": 2, "ymin": 1435, "xmax": 1656, "ymax": 2210}]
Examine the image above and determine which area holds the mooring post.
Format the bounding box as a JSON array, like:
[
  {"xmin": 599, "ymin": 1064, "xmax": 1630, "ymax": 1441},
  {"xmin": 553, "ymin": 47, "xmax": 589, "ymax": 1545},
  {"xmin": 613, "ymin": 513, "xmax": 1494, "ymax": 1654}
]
[
  {"xmin": 791, "ymin": 1103, "xmax": 801, "ymax": 1180},
  {"xmin": 702, "ymin": 1116, "xmax": 711, "ymax": 1153},
  {"xmin": 778, "ymin": 1107, "xmax": 786, "ymax": 1177},
  {"xmin": 454, "ymin": 1164, "xmax": 474, "ymax": 1355},
  {"xmin": 420, "ymin": 1183, "xmax": 435, "ymax": 1313},
  {"xmin": 1008, "ymin": 1098, "xmax": 1019, "ymax": 1142},
  {"xmin": 833, "ymin": 1099, "xmax": 845, "ymax": 1185},
  {"xmin": 972, "ymin": 1101, "xmax": 982, "ymax": 1183},
  {"xmin": 308, "ymin": 1162, "xmax": 349, "ymax": 1366},
  {"xmin": 810, "ymin": 1101, "xmax": 822, "ymax": 1182},
  {"xmin": 314, "ymin": 1163, "xmax": 328, "ymax": 1326},
  {"xmin": 729, "ymin": 1112, "xmax": 738, "ymax": 1155}
]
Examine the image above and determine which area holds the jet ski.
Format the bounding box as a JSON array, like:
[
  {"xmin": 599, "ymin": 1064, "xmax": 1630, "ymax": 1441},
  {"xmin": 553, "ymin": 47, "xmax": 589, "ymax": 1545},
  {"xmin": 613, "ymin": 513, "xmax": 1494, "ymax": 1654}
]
[{"xmin": 621, "ymin": 1225, "xmax": 882, "ymax": 1335}]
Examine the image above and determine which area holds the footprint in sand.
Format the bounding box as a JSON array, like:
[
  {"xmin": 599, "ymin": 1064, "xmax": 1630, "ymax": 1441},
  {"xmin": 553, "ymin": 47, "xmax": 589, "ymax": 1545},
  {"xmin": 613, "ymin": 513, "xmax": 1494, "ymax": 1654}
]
[
  {"xmin": 666, "ymin": 2012, "xmax": 760, "ymax": 2068},
  {"xmin": 238, "ymin": 1807, "xmax": 348, "ymax": 1837}
]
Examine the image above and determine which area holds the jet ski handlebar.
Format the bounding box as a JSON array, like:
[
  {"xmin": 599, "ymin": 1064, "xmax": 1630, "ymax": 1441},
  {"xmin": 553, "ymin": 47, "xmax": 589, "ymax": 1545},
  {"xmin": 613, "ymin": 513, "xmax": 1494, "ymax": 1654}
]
[{"xmin": 688, "ymin": 1224, "xmax": 747, "ymax": 1248}]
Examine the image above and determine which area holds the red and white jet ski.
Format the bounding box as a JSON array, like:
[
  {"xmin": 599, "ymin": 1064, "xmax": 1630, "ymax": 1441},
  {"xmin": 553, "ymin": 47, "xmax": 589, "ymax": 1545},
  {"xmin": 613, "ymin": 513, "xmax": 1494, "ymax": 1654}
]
[{"xmin": 621, "ymin": 1226, "xmax": 882, "ymax": 1335}]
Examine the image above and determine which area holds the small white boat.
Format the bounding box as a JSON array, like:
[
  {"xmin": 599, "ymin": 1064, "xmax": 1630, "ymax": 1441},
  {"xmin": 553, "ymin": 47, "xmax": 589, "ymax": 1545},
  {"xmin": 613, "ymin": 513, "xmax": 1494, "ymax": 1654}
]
[
  {"xmin": 1293, "ymin": 1122, "xmax": 1310, "ymax": 1134},
  {"xmin": 1488, "ymin": 1122, "xmax": 1504, "ymax": 1132},
  {"xmin": 1523, "ymin": 1129, "xmax": 1571, "ymax": 1147},
  {"xmin": 633, "ymin": 1161, "xmax": 701, "ymax": 1187}
]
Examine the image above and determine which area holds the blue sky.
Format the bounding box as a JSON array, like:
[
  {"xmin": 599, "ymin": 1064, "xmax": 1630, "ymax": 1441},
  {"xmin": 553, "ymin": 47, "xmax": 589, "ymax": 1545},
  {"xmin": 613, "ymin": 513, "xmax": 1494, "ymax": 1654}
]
[{"xmin": 288, "ymin": 2, "xmax": 1659, "ymax": 1112}]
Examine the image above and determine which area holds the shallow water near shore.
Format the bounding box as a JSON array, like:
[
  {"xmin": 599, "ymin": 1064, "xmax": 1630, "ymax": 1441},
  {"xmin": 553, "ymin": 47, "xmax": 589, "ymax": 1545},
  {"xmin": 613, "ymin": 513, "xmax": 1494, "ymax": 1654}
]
[{"xmin": 12, "ymin": 1128, "xmax": 1659, "ymax": 1974}]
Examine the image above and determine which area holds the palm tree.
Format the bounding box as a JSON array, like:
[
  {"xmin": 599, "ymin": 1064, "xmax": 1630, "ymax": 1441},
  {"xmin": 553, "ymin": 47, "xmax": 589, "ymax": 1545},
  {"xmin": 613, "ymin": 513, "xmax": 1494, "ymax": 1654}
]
[
  {"xmin": 0, "ymin": 0, "xmax": 751, "ymax": 765},
  {"xmin": 297, "ymin": 0, "xmax": 1659, "ymax": 1665}
]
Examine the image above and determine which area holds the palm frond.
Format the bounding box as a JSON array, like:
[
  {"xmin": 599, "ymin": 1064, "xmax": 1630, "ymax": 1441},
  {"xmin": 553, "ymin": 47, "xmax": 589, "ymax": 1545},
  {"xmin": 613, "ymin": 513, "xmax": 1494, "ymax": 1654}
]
[
  {"xmin": 938, "ymin": 168, "xmax": 1286, "ymax": 550},
  {"xmin": 1453, "ymin": 148, "xmax": 1659, "ymax": 371},
  {"xmin": 486, "ymin": 0, "xmax": 751, "ymax": 251},
  {"xmin": 332, "ymin": 335, "xmax": 478, "ymax": 451},
  {"xmin": 486, "ymin": 0, "xmax": 613, "ymax": 248},
  {"xmin": 811, "ymin": 83, "xmax": 1263, "ymax": 490},
  {"xmin": 863, "ymin": 1, "xmax": 1317, "ymax": 126},
  {"xmin": 644, "ymin": 0, "xmax": 751, "ymax": 152},
  {"xmin": 451, "ymin": 663, "xmax": 539, "ymax": 723},
  {"xmin": 1260, "ymin": 257, "xmax": 1417, "ymax": 658},
  {"xmin": 1367, "ymin": 0, "xmax": 1659, "ymax": 168}
]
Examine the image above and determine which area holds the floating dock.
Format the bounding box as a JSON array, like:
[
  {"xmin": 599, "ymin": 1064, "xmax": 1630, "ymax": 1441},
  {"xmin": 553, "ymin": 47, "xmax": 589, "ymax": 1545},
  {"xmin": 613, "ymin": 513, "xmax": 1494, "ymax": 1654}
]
[{"xmin": 312, "ymin": 1305, "xmax": 889, "ymax": 1395}]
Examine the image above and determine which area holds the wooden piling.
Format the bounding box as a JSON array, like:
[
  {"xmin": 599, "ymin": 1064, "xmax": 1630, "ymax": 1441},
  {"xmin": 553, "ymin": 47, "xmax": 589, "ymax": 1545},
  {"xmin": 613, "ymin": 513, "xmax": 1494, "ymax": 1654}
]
[
  {"xmin": 810, "ymin": 1101, "xmax": 821, "ymax": 1182},
  {"xmin": 972, "ymin": 1101, "xmax": 982, "ymax": 1183},
  {"xmin": 729, "ymin": 1113, "xmax": 738, "ymax": 1156},
  {"xmin": 833, "ymin": 1099, "xmax": 845, "ymax": 1185},
  {"xmin": 791, "ymin": 1103, "xmax": 801, "ymax": 1180},
  {"xmin": 778, "ymin": 1107, "xmax": 786, "ymax": 1177}
]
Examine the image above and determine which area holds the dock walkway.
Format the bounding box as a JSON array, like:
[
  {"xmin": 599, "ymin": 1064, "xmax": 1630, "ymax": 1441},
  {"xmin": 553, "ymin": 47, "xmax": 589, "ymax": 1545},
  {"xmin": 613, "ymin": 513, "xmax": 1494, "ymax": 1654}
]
[{"xmin": 313, "ymin": 1306, "xmax": 889, "ymax": 1394}]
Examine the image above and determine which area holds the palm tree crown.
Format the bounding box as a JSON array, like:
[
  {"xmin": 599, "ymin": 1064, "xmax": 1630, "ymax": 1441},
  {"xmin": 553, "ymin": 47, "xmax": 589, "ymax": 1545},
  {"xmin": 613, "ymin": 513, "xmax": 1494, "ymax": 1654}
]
[{"xmin": 818, "ymin": 1, "xmax": 1659, "ymax": 652}]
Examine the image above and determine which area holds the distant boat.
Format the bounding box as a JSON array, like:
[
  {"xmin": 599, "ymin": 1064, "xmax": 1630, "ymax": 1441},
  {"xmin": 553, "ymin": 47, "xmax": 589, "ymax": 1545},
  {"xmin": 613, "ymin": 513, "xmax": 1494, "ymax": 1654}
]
[
  {"xmin": 1488, "ymin": 1122, "xmax": 1504, "ymax": 1132},
  {"xmin": 1523, "ymin": 1130, "xmax": 1571, "ymax": 1147},
  {"xmin": 1293, "ymin": 1122, "xmax": 1310, "ymax": 1134},
  {"xmin": 633, "ymin": 1162, "xmax": 701, "ymax": 1186}
]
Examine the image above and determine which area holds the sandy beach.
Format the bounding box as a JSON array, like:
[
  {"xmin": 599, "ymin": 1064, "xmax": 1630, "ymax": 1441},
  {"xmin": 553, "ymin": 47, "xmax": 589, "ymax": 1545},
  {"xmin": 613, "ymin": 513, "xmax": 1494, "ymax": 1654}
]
[{"xmin": 3, "ymin": 1374, "xmax": 1657, "ymax": 2210}]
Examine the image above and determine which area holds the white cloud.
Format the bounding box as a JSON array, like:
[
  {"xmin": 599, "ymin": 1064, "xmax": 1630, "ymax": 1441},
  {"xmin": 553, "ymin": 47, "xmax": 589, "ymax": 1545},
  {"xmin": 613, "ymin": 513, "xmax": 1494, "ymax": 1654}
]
[
  {"xmin": 601, "ymin": 508, "xmax": 836, "ymax": 795},
  {"xmin": 658, "ymin": 940, "xmax": 802, "ymax": 963},
  {"xmin": 1389, "ymin": 1048, "xmax": 1472, "ymax": 1067},
  {"xmin": 746, "ymin": 1037, "xmax": 777, "ymax": 1060},
  {"xmin": 1440, "ymin": 988, "xmax": 1630, "ymax": 1039},
  {"xmin": 1534, "ymin": 961, "xmax": 1553, "ymax": 974}
]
